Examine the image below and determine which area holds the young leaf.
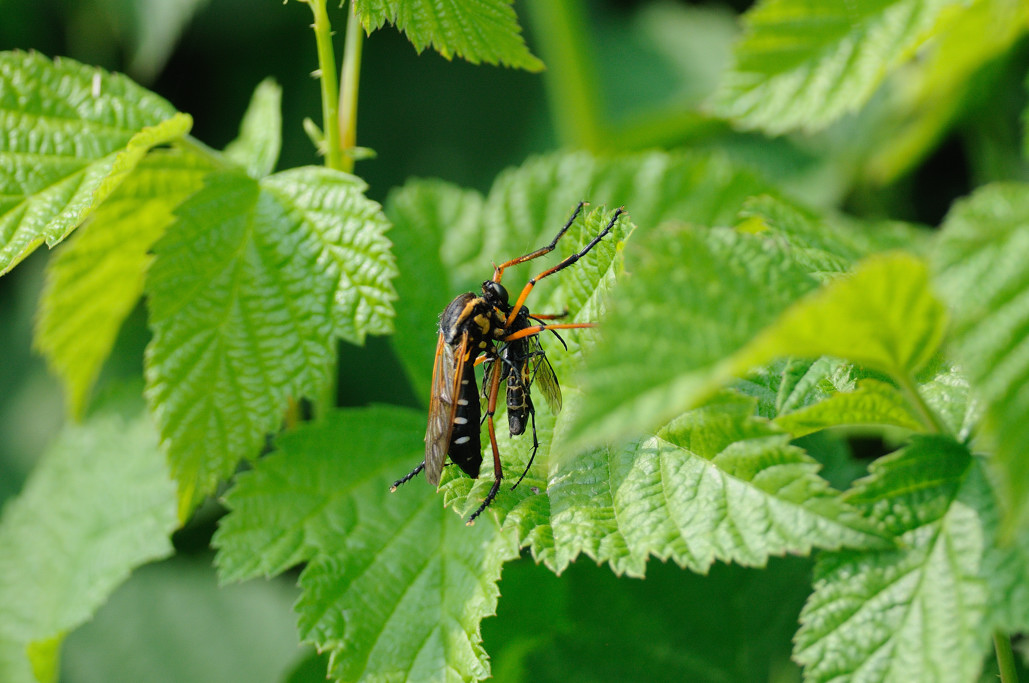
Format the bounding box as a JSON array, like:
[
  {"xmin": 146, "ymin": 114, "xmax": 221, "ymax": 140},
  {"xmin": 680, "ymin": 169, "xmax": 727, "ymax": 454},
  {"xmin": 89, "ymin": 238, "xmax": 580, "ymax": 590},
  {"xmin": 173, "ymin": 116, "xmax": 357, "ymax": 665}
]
[
  {"xmin": 933, "ymin": 182, "xmax": 1029, "ymax": 533},
  {"xmin": 571, "ymin": 243, "xmax": 945, "ymax": 449},
  {"xmin": 34, "ymin": 149, "xmax": 215, "ymax": 418},
  {"xmin": 773, "ymin": 378, "xmax": 922, "ymax": 438},
  {"xmin": 737, "ymin": 252, "xmax": 947, "ymax": 383},
  {"xmin": 710, "ymin": 0, "xmax": 965, "ymax": 134},
  {"xmin": 0, "ymin": 411, "xmax": 177, "ymax": 681},
  {"xmin": 223, "ymin": 78, "xmax": 282, "ymax": 178},
  {"xmin": 0, "ymin": 51, "xmax": 192, "ymax": 274},
  {"xmin": 354, "ymin": 0, "xmax": 543, "ymax": 71},
  {"xmin": 794, "ymin": 437, "xmax": 991, "ymax": 683},
  {"xmin": 145, "ymin": 167, "xmax": 396, "ymax": 516},
  {"xmin": 214, "ymin": 406, "xmax": 519, "ymax": 682},
  {"xmin": 567, "ymin": 223, "xmax": 821, "ymax": 449}
]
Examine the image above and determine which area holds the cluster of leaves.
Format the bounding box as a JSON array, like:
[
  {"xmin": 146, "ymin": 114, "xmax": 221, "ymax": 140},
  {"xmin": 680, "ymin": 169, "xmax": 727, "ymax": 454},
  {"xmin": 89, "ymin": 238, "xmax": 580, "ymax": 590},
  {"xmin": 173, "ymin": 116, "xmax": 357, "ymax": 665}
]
[{"xmin": 4, "ymin": 1, "xmax": 1029, "ymax": 682}]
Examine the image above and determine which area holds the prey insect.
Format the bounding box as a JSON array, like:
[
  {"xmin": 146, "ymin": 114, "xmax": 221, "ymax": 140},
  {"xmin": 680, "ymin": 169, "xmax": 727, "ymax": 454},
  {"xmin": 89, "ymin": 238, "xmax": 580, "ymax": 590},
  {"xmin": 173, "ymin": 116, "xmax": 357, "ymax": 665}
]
[
  {"xmin": 481, "ymin": 304, "xmax": 564, "ymax": 490},
  {"xmin": 391, "ymin": 202, "xmax": 626, "ymax": 524}
]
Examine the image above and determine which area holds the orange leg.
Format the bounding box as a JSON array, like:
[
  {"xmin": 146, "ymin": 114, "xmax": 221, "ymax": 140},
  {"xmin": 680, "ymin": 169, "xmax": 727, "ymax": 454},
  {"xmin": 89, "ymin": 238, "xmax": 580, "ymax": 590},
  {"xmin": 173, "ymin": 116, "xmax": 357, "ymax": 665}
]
[
  {"xmin": 467, "ymin": 350, "xmax": 505, "ymax": 525},
  {"xmin": 505, "ymin": 207, "xmax": 625, "ymax": 328},
  {"xmin": 491, "ymin": 202, "xmax": 587, "ymax": 283},
  {"xmin": 501, "ymin": 322, "xmax": 597, "ymax": 343}
]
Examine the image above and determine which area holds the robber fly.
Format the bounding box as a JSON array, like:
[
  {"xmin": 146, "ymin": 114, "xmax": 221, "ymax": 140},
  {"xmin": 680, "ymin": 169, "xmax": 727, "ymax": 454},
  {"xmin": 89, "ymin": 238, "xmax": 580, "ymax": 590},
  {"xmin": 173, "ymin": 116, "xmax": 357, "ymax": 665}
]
[{"xmin": 391, "ymin": 203, "xmax": 626, "ymax": 524}]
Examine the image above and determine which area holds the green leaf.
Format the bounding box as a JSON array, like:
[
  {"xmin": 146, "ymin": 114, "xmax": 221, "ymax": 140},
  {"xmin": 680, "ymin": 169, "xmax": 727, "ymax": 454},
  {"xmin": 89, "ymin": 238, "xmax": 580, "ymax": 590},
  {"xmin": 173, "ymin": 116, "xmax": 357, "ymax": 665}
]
[
  {"xmin": 144, "ymin": 167, "xmax": 396, "ymax": 516},
  {"xmin": 354, "ymin": 0, "xmax": 543, "ymax": 71},
  {"xmin": 738, "ymin": 356, "xmax": 877, "ymax": 424},
  {"xmin": 710, "ymin": 0, "xmax": 966, "ymax": 135},
  {"xmin": 34, "ymin": 149, "xmax": 214, "ymax": 418},
  {"xmin": 223, "ymin": 78, "xmax": 282, "ymax": 178},
  {"xmin": 571, "ymin": 242, "xmax": 945, "ymax": 450},
  {"xmin": 794, "ymin": 437, "xmax": 991, "ymax": 683},
  {"xmin": 933, "ymin": 182, "xmax": 1029, "ymax": 533},
  {"xmin": 567, "ymin": 223, "xmax": 821, "ymax": 449},
  {"xmin": 214, "ymin": 406, "xmax": 519, "ymax": 682},
  {"xmin": 0, "ymin": 411, "xmax": 177, "ymax": 681},
  {"xmin": 737, "ymin": 251, "xmax": 947, "ymax": 381},
  {"xmin": 773, "ymin": 378, "xmax": 923, "ymax": 437},
  {"xmin": 737, "ymin": 194, "xmax": 928, "ymax": 278},
  {"xmin": 444, "ymin": 391, "xmax": 886, "ymax": 578},
  {"xmin": 855, "ymin": 0, "xmax": 1029, "ymax": 184},
  {"xmin": 62, "ymin": 560, "xmax": 302, "ymax": 683},
  {"xmin": 0, "ymin": 51, "xmax": 191, "ymax": 275},
  {"xmin": 386, "ymin": 150, "xmax": 777, "ymax": 399}
]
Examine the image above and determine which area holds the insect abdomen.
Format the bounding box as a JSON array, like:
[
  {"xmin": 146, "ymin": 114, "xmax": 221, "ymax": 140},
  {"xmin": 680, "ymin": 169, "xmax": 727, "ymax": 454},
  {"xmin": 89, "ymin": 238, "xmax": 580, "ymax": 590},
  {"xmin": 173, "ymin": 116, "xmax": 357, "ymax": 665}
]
[
  {"xmin": 503, "ymin": 340, "xmax": 533, "ymax": 437},
  {"xmin": 448, "ymin": 357, "xmax": 483, "ymax": 478}
]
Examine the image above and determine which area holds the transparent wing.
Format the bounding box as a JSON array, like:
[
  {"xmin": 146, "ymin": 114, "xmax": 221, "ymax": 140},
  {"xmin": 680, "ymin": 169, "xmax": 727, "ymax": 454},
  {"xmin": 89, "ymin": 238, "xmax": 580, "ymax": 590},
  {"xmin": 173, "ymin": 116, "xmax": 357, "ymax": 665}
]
[{"xmin": 530, "ymin": 342, "xmax": 562, "ymax": 414}]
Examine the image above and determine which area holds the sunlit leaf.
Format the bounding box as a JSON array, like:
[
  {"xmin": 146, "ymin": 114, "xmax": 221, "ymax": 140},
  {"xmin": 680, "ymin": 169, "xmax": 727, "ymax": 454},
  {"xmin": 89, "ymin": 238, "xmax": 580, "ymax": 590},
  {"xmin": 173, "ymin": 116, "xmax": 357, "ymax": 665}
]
[
  {"xmin": 571, "ymin": 240, "xmax": 945, "ymax": 449},
  {"xmin": 794, "ymin": 437, "xmax": 991, "ymax": 683},
  {"xmin": 355, "ymin": 0, "xmax": 543, "ymax": 71},
  {"xmin": 223, "ymin": 78, "xmax": 282, "ymax": 178},
  {"xmin": 214, "ymin": 406, "xmax": 519, "ymax": 682},
  {"xmin": 0, "ymin": 51, "xmax": 191, "ymax": 274},
  {"xmin": 710, "ymin": 0, "xmax": 965, "ymax": 134},
  {"xmin": 738, "ymin": 252, "xmax": 947, "ymax": 378},
  {"xmin": 34, "ymin": 149, "xmax": 214, "ymax": 418},
  {"xmin": 933, "ymin": 182, "xmax": 1029, "ymax": 534},
  {"xmin": 773, "ymin": 378, "xmax": 922, "ymax": 437},
  {"xmin": 145, "ymin": 167, "xmax": 396, "ymax": 516},
  {"xmin": 567, "ymin": 223, "xmax": 820, "ymax": 449},
  {"xmin": 858, "ymin": 0, "xmax": 1029, "ymax": 184},
  {"xmin": 444, "ymin": 391, "xmax": 887, "ymax": 578}
]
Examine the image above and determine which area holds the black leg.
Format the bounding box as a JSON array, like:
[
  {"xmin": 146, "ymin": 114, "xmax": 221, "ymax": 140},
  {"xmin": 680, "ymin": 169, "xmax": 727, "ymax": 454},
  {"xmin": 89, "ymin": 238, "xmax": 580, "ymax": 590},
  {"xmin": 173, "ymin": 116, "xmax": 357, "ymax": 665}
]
[
  {"xmin": 491, "ymin": 202, "xmax": 587, "ymax": 282},
  {"xmin": 511, "ymin": 402, "xmax": 538, "ymax": 490},
  {"xmin": 390, "ymin": 461, "xmax": 425, "ymax": 492}
]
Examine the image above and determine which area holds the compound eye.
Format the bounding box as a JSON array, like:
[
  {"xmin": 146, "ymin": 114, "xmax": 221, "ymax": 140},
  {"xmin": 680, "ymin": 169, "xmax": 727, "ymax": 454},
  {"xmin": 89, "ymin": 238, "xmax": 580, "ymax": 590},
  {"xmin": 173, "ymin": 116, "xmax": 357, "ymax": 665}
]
[{"xmin": 482, "ymin": 280, "xmax": 509, "ymax": 306}]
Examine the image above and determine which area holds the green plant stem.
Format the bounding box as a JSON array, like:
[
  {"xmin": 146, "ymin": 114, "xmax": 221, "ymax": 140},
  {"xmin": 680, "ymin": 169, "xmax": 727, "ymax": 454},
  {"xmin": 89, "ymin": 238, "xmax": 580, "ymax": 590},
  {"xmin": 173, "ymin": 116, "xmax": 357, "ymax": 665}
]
[
  {"xmin": 338, "ymin": 1, "xmax": 363, "ymax": 174},
  {"xmin": 896, "ymin": 371, "xmax": 949, "ymax": 435},
  {"xmin": 307, "ymin": 0, "xmax": 343, "ymax": 171},
  {"xmin": 304, "ymin": 0, "xmax": 346, "ymax": 419},
  {"xmin": 522, "ymin": 0, "xmax": 602, "ymax": 150},
  {"xmin": 995, "ymin": 630, "xmax": 1019, "ymax": 683}
]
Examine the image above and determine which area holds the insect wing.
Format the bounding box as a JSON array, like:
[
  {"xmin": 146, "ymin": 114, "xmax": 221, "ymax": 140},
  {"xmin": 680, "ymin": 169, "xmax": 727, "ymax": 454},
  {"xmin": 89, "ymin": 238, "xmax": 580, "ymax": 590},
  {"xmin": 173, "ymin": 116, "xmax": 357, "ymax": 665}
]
[
  {"xmin": 531, "ymin": 348, "xmax": 562, "ymax": 414},
  {"xmin": 424, "ymin": 333, "xmax": 467, "ymax": 486}
]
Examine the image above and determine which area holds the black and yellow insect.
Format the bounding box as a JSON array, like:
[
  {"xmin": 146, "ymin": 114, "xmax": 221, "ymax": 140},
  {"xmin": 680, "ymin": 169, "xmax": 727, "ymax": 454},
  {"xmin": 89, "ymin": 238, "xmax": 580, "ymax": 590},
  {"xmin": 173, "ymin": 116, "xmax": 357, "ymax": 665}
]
[{"xmin": 391, "ymin": 203, "xmax": 626, "ymax": 524}]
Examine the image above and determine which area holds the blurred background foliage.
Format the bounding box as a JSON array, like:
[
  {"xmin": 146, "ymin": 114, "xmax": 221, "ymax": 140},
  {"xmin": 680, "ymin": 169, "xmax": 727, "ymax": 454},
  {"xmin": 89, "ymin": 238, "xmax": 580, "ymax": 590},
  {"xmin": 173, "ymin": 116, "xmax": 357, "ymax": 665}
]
[{"xmin": 2, "ymin": 0, "xmax": 1027, "ymax": 681}]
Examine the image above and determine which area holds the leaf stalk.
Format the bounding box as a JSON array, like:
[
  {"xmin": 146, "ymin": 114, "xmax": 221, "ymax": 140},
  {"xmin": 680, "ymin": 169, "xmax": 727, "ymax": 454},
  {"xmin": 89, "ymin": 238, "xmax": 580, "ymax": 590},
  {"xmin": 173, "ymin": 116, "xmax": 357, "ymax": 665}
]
[
  {"xmin": 895, "ymin": 370, "xmax": 949, "ymax": 436},
  {"xmin": 338, "ymin": 1, "xmax": 364, "ymax": 173},
  {"xmin": 305, "ymin": 0, "xmax": 344, "ymax": 171},
  {"xmin": 995, "ymin": 630, "xmax": 1019, "ymax": 683}
]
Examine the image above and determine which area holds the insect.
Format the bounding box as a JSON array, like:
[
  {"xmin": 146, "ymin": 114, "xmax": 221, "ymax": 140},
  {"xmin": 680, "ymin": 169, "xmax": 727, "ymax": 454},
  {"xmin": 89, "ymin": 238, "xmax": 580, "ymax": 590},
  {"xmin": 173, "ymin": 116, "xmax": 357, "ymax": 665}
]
[
  {"xmin": 481, "ymin": 303, "xmax": 564, "ymax": 490},
  {"xmin": 391, "ymin": 202, "xmax": 626, "ymax": 524}
]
